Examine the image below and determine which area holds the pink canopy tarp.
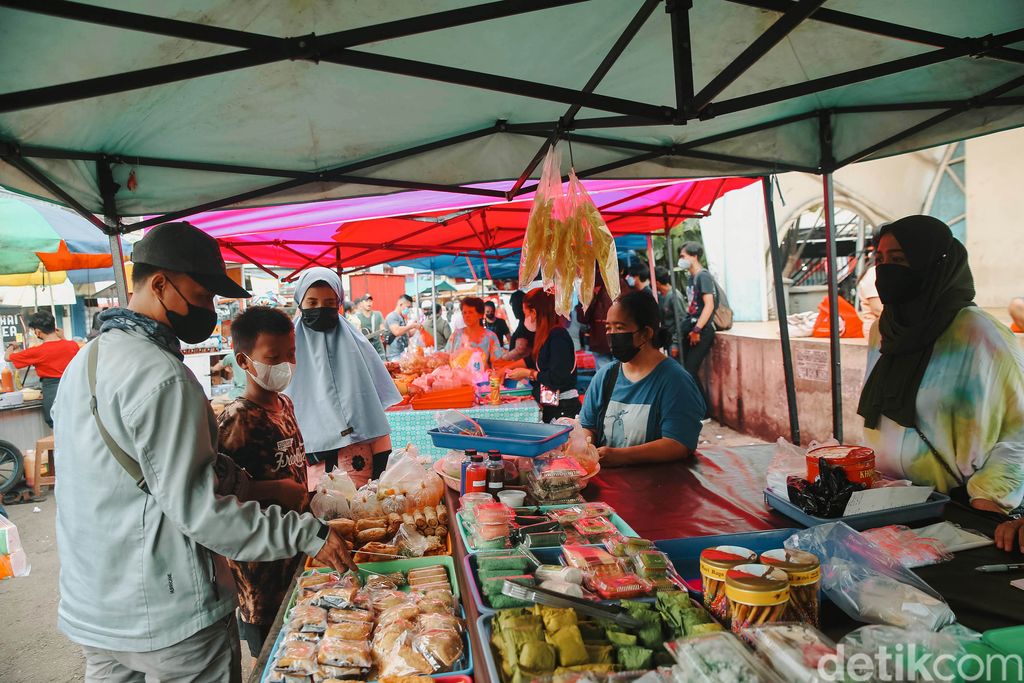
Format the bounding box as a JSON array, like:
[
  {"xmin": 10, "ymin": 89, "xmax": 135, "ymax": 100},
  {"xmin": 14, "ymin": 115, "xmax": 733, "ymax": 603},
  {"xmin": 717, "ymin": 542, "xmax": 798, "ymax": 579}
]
[{"xmin": 183, "ymin": 177, "xmax": 757, "ymax": 276}]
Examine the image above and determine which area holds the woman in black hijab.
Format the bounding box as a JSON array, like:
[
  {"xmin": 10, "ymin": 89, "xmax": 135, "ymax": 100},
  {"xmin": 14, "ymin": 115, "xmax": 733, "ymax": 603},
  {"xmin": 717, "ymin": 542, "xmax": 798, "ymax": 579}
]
[{"xmin": 857, "ymin": 216, "xmax": 1024, "ymax": 549}]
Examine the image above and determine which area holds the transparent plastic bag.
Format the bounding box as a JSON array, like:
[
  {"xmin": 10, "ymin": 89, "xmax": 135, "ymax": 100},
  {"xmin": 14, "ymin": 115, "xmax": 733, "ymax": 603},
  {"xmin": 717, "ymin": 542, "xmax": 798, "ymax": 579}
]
[
  {"xmin": 839, "ymin": 625, "xmax": 967, "ymax": 681},
  {"xmin": 520, "ymin": 145, "xmax": 563, "ymax": 286},
  {"xmin": 310, "ymin": 469, "xmax": 357, "ymax": 520},
  {"xmin": 860, "ymin": 525, "xmax": 954, "ymax": 568},
  {"xmin": 555, "ymin": 417, "xmax": 600, "ymax": 475},
  {"xmin": 395, "ymin": 523, "xmax": 431, "ymax": 558},
  {"xmin": 348, "ymin": 486, "xmax": 383, "ymax": 520},
  {"xmin": 785, "ymin": 522, "xmax": 955, "ymax": 630},
  {"xmin": 434, "ymin": 409, "xmax": 484, "ymax": 436},
  {"xmin": 567, "ymin": 168, "xmax": 619, "ymax": 310}
]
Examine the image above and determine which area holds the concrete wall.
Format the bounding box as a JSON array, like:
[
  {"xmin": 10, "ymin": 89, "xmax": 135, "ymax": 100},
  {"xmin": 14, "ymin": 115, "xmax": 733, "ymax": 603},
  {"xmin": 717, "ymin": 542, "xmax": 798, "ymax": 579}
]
[
  {"xmin": 965, "ymin": 130, "xmax": 1024, "ymax": 308},
  {"xmin": 704, "ymin": 327, "xmax": 868, "ymax": 445}
]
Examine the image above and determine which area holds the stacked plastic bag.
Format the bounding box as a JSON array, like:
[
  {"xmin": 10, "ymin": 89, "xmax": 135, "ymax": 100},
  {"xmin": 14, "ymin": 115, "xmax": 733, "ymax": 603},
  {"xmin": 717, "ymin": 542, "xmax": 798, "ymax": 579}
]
[
  {"xmin": 519, "ymin": 145, "xmax": 620, "ymax": 317},
  {"xmin": 0, "ymin": 513, "xmax": 29, "ymax": 580}
]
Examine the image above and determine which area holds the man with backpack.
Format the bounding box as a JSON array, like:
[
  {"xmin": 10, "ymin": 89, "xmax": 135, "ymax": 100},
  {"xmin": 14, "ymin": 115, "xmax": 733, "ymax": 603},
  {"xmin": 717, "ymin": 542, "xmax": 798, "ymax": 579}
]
[{"xmin": 678, "ymin": 242, "xmax": 732, "ymax": 416}]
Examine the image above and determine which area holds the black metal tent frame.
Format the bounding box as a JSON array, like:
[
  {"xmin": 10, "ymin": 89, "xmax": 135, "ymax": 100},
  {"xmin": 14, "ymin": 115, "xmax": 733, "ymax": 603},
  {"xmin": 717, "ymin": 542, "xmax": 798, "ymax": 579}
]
[{"xmin": 3, "ymin": 0, "xmax": 1024, "ymax": 443}]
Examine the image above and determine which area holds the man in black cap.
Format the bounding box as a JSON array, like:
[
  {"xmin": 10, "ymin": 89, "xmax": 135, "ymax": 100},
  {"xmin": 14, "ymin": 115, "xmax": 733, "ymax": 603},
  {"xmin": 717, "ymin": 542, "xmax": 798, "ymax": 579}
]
[{"xmin": 51, "ymin": 222, "xmax": 353, "ymax": 682}]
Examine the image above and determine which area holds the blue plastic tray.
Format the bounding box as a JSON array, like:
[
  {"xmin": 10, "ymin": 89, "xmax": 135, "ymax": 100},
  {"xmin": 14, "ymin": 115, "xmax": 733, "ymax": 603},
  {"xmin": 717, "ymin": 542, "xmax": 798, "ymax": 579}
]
[
  {"xmin": 764, "ymin": 489, "xmax": 950, "ymax": 531},
  {"xmin": 260, "ymin": 604, "xmax": 473, "ymax": 682},
  {"xmin": 477, "ymin": 613, "xmax": 506, "ymax": 683},
  {"xmin": 655, "ymin": 528, "xmax": 799, "ymax": 586},
  {"xmin": 428, "ymin": 419, "xmax": 571, "ymax": 457},
  {"xmin": 456, "ymin": 507, "xmax": 639, "ymax": 553}
]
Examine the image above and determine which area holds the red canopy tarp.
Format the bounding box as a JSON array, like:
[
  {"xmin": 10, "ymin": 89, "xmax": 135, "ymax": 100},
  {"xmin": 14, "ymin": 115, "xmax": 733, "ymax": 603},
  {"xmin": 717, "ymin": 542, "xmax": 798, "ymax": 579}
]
[{"xmin": 184, "ymin": 177, "xmax": 756, "ymax": 275}]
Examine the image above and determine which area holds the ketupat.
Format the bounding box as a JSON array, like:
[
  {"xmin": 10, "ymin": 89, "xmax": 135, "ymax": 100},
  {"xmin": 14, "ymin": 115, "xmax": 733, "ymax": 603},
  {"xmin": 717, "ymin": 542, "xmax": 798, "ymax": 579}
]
[
  {"xmin": 585, "ymin": 644, "xmax": 615, "ymax": 664},
  {"xmin": 605, "ymin": 630, "xmax": 638, "ymax": 647},
  {"xmin": 687, "ymin": 622, "xmax": 725, "ymax": 636},
  {"xmin": 535, "ymin": 605, "xmax": 578, "ymax": 633},
  {"xmin": 616, "ymin": 646, "xmax": 654, "ymax": 671},
  {"xmin": 545, "ymin": 625, "xmax": 589, "ymax": 667},
  {"xmin": 518, "ymin": 640, "xmax": 557, "ymax": 672}
]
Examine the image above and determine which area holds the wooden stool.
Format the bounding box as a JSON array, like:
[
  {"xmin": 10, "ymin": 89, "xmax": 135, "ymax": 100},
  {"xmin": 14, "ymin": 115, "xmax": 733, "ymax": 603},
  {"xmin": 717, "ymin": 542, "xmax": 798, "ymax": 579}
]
[{"xmin": 32, "ymin": 435, "xmax": 55, "ymax": 498}]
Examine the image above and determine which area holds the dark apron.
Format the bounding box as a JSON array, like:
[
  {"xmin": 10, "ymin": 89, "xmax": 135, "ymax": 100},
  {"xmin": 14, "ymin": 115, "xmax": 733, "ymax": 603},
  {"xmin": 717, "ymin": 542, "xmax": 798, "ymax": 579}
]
[{"xmin": 40, "ymin": 376, "xmax": 61, "ymax": 428}]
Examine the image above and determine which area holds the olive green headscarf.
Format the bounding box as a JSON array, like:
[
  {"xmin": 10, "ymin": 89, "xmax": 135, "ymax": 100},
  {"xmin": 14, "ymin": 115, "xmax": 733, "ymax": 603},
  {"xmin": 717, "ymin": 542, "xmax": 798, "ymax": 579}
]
[{"xmin": 857, "ymin": 215, "xmax": 975, "ymax": 430}]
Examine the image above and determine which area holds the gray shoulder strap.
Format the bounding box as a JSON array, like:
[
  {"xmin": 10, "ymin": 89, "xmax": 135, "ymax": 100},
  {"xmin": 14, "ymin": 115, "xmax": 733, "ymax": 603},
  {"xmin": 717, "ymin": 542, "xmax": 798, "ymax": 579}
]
[{"xmin": 86, "ymin": 341, "xmax": 150, "ymax": 494}]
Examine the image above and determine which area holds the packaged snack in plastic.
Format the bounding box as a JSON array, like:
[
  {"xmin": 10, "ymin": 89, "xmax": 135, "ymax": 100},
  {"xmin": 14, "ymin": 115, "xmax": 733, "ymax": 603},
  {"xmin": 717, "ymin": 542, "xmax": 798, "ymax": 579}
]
[
  {"xmin": 535, "ymin": 564, "xmax": 585, "ymax": 585},
  {"xmin": 364, "ymin": 573, "xmax": 401, "ymax": 591},
  {"xmin": 603, "ymin": 535, "xmax": 655, "ymax": 558},
  {"xmin": 288, "ymin": 605, "xmax": 328, "ymax": 634},
  {"xmin": 315, "ymin": 664, "xmax": 367, "ymax": 682},
  {"xmin": 311, "ymin": 585, "xmax": 360, "ymax": 610},
  {"xmin": 860, "ymin": 525, "xmax": 955, "ymax": 568},
  {"xmin": 435, "ymin": 409, "xmax": 484, "ymax": 436},
  {"xmin": 418, "ymin": 612, "xmax": 464, "ymax": 633},
  {"xmin": 785, "ymin": 522, "xmax": 955, "ymax": 630},
  {"xmin": 572, "ymin": 515, "xmax": 619, "ymax": 540},
  {"xmin": 298, "ymin": 571, "xmax": 342, "ymax": 593},
  {"xmin": 562, "ymin": 545, "xmax": 625, "ymax": 577},
  {"xmin": 324, "ymin": 619, "xmax": 373, "ymax": 641},
  {"xmin": 547, "ymin": 502, "xmax": 614, "ymax": 526},
  {"xmin": 666, "ymin": 632, "xmax": 783, "ymax": 683},
  {"xmin": 412, "ymin": 628, "xmax": 465, "ymax": 671},
  {"xmin": 533, "ymin": 456, "xmax": 586, "ymax": 485},
  {"xmin": 698, "ymin": 545, "xmax": 757, "ymax": 622},
  {"xmin": 474, "ymin": 502, "xmax": 515, "ymax": 525},
  {"xmin": 725, "ymin": 564, "xmax": 790, "ymax": 634},
  {"xmin": 327, "ymin": 607, "xmax": 374, "ymax": 625},
  {"xmin": 742, "ymin": 623, "xmax": 838, "ymax": 683},
  {"xmin": 759, "ymin": 549, "xmax": 821, "ymax": 627},
  {"xmin": 317, "ymin": 636, "xmax": 373, "ymax": 668},
  {"xmin": 377, "ymin": 631, "xmax": 435, "ymax": 677},
  {"xmin": 408, "ymin": 565, "xmax": 450, "ymax": 586},
  {"xmin": 274, "ymin": 640, "xmax": 318, "ymax": 675},
  {"xmin": 417, "ymin": 587, "xmax": 455, "ymax": 609},
  {"xmin": 590, "ymin": 574, "xmax": 653, "ymax": 600}
]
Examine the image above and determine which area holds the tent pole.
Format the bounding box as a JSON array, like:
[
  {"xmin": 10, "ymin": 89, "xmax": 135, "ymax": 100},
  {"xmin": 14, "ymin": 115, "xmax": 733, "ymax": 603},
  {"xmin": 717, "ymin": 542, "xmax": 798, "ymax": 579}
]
[
  {"xmin": 822, "ymin": 173, "xmax": 843, "ymax": 441},
  {"xmin": 432, "ymin": 271, "xmax": 438, "ymax": 351},
  {"xmin": 663, "ymin": 215, "xmax": 685, "ymax": 367},
  {"xmin": 761, "ymin": 176, "xmax": 800, "ymax": 445},
  {"xmin": 108, "ymin": 233, "xmax": 129, "ymax": 307},
  {"xmin": 646, "ymin": 234, "xmax": 657, "ymax": 301}
]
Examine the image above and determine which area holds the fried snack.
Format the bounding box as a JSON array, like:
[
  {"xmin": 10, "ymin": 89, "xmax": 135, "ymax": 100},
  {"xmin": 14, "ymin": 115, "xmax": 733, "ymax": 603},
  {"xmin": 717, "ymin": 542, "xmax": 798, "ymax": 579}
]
[
  {"xmin": 434, "ymin": 525, "xmax": 448, "ymax": 539},
  {"xmin": 275, "ymin": 640, "xmax": 317, "ymax": 675},
  {"xmin": 353, "ymin": 542, "xmax": 398, "ymax": 563},
  {"xmin": 327, "ymin": 518, "xmax": 356, "ymax": 539},
  {"xmin": 298, "ymin": 572, "xmax": 341, "ymax": 592},
  {"xmin": 318, "ymin": 636, "xmax": 373, "ymax": 668},
  {"xmin": 407, "ymin": 566, "xmax": 448, "ymax": 585},
  {"xmin": 413, "ymin": 509, "xmax": 427, "ymax": 531},
  {"xmin": 412, "ymin": 628, "xmax": 464, "ymax": 671},
  {"xmin": 356, "ymin": 518, "xmax": 388, "ymax": 532},
  {"xmin": 312, "ymin": 585, "xmax": 359, "ymax": 609},
  {"xmin": 325, "ymin": 620, "xmax": 373, "ymax": 641},
  {"xmin": 435, "ymin": 504, "xmax": 448, "ymax": 526},
  {"xmin": 387, "ymin": 513, "xmax": 403, "ymax": 536},
  {"xmin": 356, "ymin": 528, "xmax": 389, "ymax": 544},
  {"xmin": 288, "ymin": 605, "xmax": 328, "ymax": 634},
  {"xmin": 328, "ymin": 607, "xmax": 374, "ymax": 625},
  {"xmin": 402, "ymin": 513, "xmax": 416, "ymax": 527},
  {"xmin": 423, "ymin": 536, "xmax": 444, "ymax": 556},
  {"xmin": 423, "ymin": 505, "xmax": 438, "ymax": 528}
]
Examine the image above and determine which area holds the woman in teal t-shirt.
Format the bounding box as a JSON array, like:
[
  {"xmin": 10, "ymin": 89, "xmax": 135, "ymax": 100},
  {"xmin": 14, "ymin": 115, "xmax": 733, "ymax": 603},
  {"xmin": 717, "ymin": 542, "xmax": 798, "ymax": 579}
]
[{"xmin": 579, "ymin": 291, "xmax": 705, "ymax": 467}]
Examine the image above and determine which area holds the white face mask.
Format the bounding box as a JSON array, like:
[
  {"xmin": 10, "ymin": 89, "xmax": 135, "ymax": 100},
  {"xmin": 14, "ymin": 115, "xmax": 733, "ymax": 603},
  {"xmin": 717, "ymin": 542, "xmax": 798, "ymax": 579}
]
[
  {"xmin": 243, "ymin": 355, "xmax": 294, "ymax": 392},
  {"xmin": 678, "ymin": 257, "xmax": 692, "ymax": 271},
  {"xmin": 625, "ymin": 275, "xmax": 636, "ymax": 287}
]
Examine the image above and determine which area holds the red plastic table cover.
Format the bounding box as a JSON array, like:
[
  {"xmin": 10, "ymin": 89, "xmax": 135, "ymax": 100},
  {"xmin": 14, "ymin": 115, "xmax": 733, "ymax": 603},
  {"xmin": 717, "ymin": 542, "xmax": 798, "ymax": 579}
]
[{"xmin": 584, "ymin": 443, "xmax": 791, "ymax": 539}]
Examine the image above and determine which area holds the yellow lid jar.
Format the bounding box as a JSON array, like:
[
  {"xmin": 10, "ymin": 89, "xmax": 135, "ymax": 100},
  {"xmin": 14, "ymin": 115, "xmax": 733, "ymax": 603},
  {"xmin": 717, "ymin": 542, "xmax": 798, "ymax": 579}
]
[{"xmin": 725, "ymin": 563, "xmax": 790, "ymax": 634}]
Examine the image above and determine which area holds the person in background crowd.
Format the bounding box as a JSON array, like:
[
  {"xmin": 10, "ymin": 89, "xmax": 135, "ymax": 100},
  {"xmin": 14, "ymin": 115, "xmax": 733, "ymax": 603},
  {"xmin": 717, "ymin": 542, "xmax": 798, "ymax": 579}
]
[
  {"xmin": 857, "ymin": 262, "xmax": 883, "ymax": 339},
  {"xmin": 420, "ymin": 300, "xmax": 452, "ymax": 351},
  {"xmin": 1008, "ymin": 296, "xmax": 1024, "ymax": 333},
  {"xmin": 502, "ymin": 290, "xmax": 534, "ymax": 364},
  {"xmin": 626, "ymin": 262, "xmax": 652, "ymax": 294},
  {"xmin": 354, "ymin": 294, "xmax": 386, "ymax": 359},
  {"xmin": 342, "ymin": 300, "xmax": 358, "ymax": 327},
  {"xmin": 287, "ymin": 268, "xmax": 401, "ymax": 486},
  {"xmin": 483, "ymin": 300, "xmax": 511, "ymax": 349},
  {"xmin": 448, "ymin": 299, "xmax": 465, "ymax": 332},
  {"xmin": 51, "ymin": 223, "xmax": 352, "ymax": 682},
  {"xmin": 678, "ymin": 241, "xmax": 717, "ymax": 416},
  {"xmin": 446, "ymin": 296, "xmax": 503, "ymax": 369},
  {"xmin": 579, "ymin": 291, "xmax": 705, "ymax": 467},
  {"xmin": 507, "ymin": 289, "xmax": 579, "ymax": 422},
  {"xmin": 211, "ymin": 350, "xmax": 248, "ymax": 399},
  {"xmin": 580, "ymin": 274, "xmax": 614, "ymax": 369},
  {"xmin": 216, "ymin": 307, "xmax": 308, "ymax": 658},
  {"xmin": 655, "ymin": 267, "xmax": 687, "ymax": 359},
  {"xmin": 854, "ymin": 216, "xmax": 1024, "ymax": 551},
  {"xmin": 5, "ymin": 309, "xmax": 80, "ymax": 427},
  {"xmin": 385, "ymin": 294, "xmax": 420, "ymax": 361}
]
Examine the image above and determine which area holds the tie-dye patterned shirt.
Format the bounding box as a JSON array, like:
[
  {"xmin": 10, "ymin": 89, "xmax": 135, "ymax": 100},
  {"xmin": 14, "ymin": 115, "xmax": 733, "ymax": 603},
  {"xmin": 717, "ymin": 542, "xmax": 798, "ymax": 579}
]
[{"xmin": 863, "ymin": 307, "xmax": 1024, "ymax": 512}]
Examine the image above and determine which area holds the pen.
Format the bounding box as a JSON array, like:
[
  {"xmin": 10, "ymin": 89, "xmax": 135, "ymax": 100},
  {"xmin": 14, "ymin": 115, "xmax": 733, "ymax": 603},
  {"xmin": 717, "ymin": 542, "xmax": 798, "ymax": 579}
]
[{"xmin": 975, "ymin": 563, "xmax": 1024, "ymax": 573}]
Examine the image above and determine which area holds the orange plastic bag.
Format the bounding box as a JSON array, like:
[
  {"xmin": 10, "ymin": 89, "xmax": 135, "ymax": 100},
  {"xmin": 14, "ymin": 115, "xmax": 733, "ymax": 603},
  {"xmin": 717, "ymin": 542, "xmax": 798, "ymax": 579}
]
[
  {"xmin": 1012, "ymin": 322, "xmax": 1022, "ymax": 334},
  {"xmin": 811, "ymin": 295, "xmax": 863, "ymax": 338}
]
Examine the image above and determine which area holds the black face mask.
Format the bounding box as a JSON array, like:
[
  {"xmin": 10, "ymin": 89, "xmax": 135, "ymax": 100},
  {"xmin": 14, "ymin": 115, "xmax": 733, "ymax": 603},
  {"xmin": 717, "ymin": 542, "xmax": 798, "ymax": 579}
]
[
  {"xmin": 301, "ymin": 306, "xmax": 340, "ymax": 332},
  {"xmin": 608, "ymin": 331, "xmax": 642, "ymax": 363},
  {"xmin": 159, "ymin": 278, "xmax": 218, "ymax": 344},
  {"xmin": 875, "ymin": 264, "xmax": 924, "ymax": 305}
]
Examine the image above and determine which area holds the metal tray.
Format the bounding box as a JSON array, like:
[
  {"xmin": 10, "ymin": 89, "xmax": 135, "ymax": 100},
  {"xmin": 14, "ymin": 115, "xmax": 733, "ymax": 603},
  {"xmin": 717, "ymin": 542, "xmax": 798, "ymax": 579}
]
[{"xmin": 764, "ymin": 489, "xmax": 950, "ymax": 531}]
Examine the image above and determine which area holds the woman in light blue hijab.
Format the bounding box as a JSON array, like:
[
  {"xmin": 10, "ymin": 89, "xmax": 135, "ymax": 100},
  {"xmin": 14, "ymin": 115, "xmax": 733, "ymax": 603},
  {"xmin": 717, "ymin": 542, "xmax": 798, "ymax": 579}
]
[{"xmin": 285, "ymin": 268, "xmax": 401, "ymax": 486}]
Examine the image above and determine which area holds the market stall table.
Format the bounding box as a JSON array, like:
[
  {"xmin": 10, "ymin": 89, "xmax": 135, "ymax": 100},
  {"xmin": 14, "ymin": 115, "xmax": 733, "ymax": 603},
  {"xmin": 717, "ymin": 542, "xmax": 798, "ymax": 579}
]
[
  {"xmin": 0, "ymin": 398, "xmax": 49, "ymax": 454},
  {"xmin": 386, "ymin": 401, "xmax": 540, "ymax": 461}
]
